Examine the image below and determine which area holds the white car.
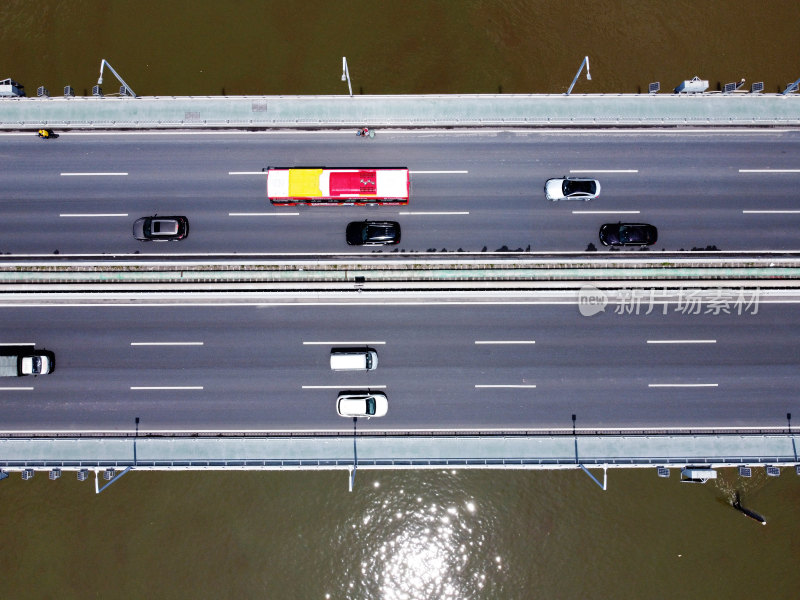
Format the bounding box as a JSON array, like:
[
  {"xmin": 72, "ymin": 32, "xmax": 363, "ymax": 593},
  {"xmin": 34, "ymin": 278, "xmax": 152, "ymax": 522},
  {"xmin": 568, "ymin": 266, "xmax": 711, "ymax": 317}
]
[
  {"xmin": 544, "ymin": 177, "xmax": 601, "ymax": 201},
  {"xmin": 336, "ymin": 392, "xmax": 388, "ymax": 418}
]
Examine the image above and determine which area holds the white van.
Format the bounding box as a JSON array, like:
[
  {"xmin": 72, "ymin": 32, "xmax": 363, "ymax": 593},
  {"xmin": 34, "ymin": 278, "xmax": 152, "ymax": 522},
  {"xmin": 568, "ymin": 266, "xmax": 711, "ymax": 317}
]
[{"xmin": 330, "ymin": 348, "xmax": 378, "ymax": 371}]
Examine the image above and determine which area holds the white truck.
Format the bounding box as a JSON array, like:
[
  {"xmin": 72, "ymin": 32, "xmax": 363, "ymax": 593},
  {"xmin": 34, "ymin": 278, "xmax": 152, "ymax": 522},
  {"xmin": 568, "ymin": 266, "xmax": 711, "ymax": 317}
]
[{"xmin": 0, "ymin": 351, "xmax": 54, "ymax": 376}]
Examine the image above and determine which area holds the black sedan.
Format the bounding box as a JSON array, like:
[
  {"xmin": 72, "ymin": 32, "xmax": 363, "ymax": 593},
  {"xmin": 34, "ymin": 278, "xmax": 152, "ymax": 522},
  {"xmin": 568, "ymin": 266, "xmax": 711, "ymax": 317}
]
[
  {"xmin": 133, "ymin": 216, "xmax": 189, "ymax": 241},
  {"xmin": 599, "ymin": 223, "xmax": 657, "ymax": 246},
  {"xmin": 346, "ymin": 221, "xmax": 401, "ymax": 246}
]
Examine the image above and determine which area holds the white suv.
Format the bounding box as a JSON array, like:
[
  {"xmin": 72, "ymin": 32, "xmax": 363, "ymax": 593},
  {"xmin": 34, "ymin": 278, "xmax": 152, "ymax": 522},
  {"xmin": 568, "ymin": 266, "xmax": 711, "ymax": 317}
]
[{"xmin": 336, "ymin": 392, "xmax": 388, "ymax": 418}]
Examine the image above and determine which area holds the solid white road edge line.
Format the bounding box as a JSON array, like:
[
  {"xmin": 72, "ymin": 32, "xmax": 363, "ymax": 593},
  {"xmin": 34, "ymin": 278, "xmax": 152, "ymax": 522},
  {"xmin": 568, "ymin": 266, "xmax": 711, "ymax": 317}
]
[
  {"xmin": 0, "ymin": 424, "xmax": 793, "ymax": 433},
  {"xmin": 3, "ymin": 249, "xmax": 800, "ymax": 258},
  {"xmin": 0, "ymin": 299, "xmax": 798, "ymax": 308},
  {"xmin": 1, "ymin": 127, "xmax": 791, "ymax": 138}
]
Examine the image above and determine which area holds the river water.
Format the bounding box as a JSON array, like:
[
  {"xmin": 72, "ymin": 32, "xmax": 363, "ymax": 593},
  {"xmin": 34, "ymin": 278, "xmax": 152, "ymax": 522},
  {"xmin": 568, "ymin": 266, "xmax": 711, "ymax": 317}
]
[
  {"xmin": 1, "ymin": 1, "xmax": 799, "ymax": 598},
  {"xmin": 2, "ymin": 0, "xmax": 799, "ymax": 96},
  {"xmin": 2, "ymin": 468, "xmax": 799, "ymax": 598}
]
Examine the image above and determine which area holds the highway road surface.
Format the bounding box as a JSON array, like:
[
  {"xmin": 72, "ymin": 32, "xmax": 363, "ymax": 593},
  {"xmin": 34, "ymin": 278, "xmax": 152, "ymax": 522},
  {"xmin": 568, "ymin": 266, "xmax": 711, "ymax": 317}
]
[
  {"xmin": 1, "ymin": 128, "xmax": 800, "ymax": 256},
  {"xmin": 0, "ymin": 295, "xmax": 797, "ymax": 433}
]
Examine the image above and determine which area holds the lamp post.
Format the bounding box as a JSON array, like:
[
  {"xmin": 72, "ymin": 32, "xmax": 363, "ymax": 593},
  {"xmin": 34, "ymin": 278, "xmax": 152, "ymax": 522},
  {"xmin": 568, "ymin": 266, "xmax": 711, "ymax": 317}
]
[
  {"xmin": 341, "ymin": 56, "xmax": 353, "ymax": 97},
  {"xmin": 782, "ymin": 76, "xmax": 800, "ymax": 95},
  {"xmin": 565, "ymin": 56, "xmax": 591, "ymax": 96},
  {"xmin": 97, "ymin": 58, "xmax": 137, "ymax": 97}
]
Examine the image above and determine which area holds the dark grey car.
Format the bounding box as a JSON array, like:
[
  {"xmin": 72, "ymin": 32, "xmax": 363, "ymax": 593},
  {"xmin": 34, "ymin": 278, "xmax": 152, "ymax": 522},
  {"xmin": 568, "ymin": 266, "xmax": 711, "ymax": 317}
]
[
  {"xmin": 346, "ymin": 220, "xmax": 401, "ymax": 246},
  {"xmin": 599, "ymin": 222, "xmax": 657, "ymax": 246},
  {"xmin": 133, "ymin": 216, "xmax": 189, "ymax": 241}
]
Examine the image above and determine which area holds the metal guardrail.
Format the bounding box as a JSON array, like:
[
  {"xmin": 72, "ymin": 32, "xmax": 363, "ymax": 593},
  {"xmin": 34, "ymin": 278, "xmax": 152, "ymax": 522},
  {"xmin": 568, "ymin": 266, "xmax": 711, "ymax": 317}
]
[
  {"xmin": 1, "ymin": 456, "xmax": 796, "ymax": 470},
  {"xmin": 0, "ymin": 428, "xmax": 794, "ymax": 438}
]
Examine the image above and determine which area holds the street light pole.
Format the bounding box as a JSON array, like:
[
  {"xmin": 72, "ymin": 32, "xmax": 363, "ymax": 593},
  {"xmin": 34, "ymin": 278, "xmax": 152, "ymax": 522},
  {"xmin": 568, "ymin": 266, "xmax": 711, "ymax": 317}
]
[
  {"xmin": 782, "ymin": 76, "xmax": 800, "ymax": 95},
  {"xmin": 565, "ymin": 56, "xmax": 591, "ymax": 96},
  {"xmin": 97, "ymin": 58, "xmax": 137, "ymax": 97},
  {"xmin": 349, "ymin": 416, "xmax": 358, "ymax": 492},
  {"xmin": 341, "ymin": 56, "xmax": 353, "ymax": 97}
]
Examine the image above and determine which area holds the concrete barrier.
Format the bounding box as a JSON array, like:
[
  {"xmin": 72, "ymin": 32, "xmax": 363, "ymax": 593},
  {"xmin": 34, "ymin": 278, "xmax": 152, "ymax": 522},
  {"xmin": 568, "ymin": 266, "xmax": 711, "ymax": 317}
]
[{"xmin": 2, "ymin": 93, "xmax": 799, "ymax": 129}]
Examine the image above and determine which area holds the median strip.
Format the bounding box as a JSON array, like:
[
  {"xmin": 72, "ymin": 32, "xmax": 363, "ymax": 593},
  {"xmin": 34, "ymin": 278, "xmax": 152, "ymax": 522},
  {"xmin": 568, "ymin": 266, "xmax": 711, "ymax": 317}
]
[{"xmin": 0, "ymin": 258, "xmax": 798, "ymax": 290}]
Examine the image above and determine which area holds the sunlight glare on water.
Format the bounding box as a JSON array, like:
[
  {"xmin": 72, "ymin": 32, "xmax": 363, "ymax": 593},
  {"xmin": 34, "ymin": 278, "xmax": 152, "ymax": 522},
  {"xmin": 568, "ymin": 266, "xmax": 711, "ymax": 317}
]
[{"xmin": 340, "ymin": 473, "xmax": 495, "ymax": 600}]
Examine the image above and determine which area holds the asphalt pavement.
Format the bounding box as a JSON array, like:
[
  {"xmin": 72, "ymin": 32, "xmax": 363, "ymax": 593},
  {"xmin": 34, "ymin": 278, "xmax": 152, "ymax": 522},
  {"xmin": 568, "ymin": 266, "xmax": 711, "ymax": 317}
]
[
  {"xmin": 0, "ymin": 299, "xmax": 797, "ymax": 433},
  {"xmin": 2, "ymin": 129, "xmax": 800, "ymax": 256}
]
